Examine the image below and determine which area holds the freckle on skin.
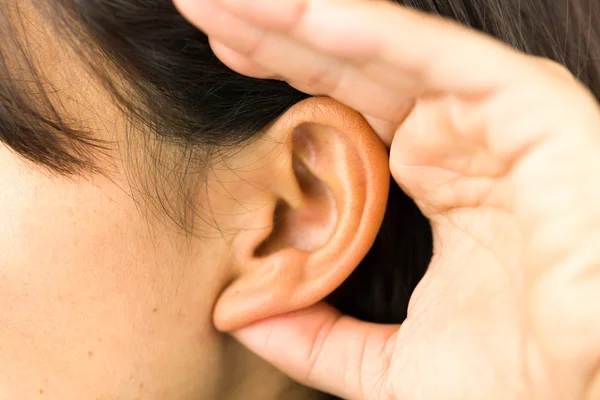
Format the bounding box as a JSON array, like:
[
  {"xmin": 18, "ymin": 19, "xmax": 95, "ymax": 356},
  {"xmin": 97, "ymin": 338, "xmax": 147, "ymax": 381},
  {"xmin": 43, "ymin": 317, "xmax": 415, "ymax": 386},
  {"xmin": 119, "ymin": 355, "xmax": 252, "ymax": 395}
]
[
  {"xmin": 88, "ymin": 351, "xmax": 93, "ymax": 357},
  {"xmin": 139, "ymin": 383, "xmax": 144, "ymax": 389},
  {"xmin": 39, "ymin": 389, "xmax": 44, "ymax": 394},
  {"xmin": 152, "ymin": 308, "xmax": 158, "ymax": 313}
]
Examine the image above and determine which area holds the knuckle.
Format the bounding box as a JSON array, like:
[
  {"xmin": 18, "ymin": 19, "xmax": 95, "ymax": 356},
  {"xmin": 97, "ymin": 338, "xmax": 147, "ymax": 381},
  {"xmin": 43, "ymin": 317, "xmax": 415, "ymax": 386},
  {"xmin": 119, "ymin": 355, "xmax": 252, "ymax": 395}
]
[
  {"xmin": 304, "ymin": 64, "xmax": 343, "ymax": 94},
  {"xmin": 529, "ymin": 56, "xmax": 576, "ymax": 82},
  {"xmin": 546, "ymin": 61, "xmax": 576, "ymax": 81},
  {"xmin": 239, "ymin": 30, "xmax": 267, "ymax": 59},
  {"xmin": 304, "ymin": 315, "xmax": 339, "ymax": 382}
]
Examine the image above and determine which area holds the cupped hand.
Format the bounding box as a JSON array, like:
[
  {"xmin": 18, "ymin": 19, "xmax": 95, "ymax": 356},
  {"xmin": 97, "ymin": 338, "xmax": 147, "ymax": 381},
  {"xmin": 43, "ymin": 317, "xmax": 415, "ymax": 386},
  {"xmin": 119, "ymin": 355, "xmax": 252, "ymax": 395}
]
[{"xmin": 174, "ymin": 0, "xmax": 600, "ymax": 399}]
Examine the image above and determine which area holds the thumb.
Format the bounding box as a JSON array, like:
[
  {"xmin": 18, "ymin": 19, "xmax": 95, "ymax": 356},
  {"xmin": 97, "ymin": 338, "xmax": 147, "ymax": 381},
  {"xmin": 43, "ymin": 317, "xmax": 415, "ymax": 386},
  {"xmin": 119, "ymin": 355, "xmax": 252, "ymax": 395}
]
[{"xmin": 231, "ymin": 302, "xmax": 400, "ymax": 400}]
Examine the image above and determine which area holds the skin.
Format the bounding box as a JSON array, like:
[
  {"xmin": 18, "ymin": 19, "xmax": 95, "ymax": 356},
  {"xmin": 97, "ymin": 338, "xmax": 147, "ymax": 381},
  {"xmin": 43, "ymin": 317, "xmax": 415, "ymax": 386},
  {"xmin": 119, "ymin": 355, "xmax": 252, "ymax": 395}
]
[
  {"xmin": 175, "ymin": 0, "xmax": 600, "ymax": 399},
  {"xmin": 0, "ymin": 2, "xmax": 391, "ymax": 399}
]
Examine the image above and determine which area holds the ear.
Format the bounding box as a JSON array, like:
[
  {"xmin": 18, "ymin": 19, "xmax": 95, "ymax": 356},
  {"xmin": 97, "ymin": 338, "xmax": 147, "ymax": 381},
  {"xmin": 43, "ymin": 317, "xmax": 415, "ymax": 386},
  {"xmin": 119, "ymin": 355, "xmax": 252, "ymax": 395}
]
[{"xmin": 213, "ymin": 97, "xmax": 389, "ymax": 332}]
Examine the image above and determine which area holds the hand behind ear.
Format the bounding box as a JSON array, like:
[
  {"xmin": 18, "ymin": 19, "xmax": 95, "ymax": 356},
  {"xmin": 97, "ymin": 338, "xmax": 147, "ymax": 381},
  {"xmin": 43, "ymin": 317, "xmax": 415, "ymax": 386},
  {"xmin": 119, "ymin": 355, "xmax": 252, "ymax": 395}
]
[
  {"xmin": 179, "ymin": 0, "xmax": 600, "ymax": 399},
  {"xmin": 212, "ymin": 97, "xmax": 389, "ymax": 331}
]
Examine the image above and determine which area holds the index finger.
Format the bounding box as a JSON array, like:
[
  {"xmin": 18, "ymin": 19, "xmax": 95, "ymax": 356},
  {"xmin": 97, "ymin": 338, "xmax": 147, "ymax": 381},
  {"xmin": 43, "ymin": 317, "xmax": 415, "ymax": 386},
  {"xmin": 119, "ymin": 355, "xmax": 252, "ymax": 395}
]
[{"xmin": 175, "ymin": 0, "xmax": 534, "ymax": 96}]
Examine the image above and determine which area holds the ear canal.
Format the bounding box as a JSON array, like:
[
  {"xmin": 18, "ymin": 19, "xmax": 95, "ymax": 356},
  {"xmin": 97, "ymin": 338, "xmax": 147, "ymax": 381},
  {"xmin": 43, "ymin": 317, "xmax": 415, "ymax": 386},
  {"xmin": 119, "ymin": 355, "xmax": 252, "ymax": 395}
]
[{"xmin": 255, "ymin": 147, "xmax": 338, "ymax": 256}]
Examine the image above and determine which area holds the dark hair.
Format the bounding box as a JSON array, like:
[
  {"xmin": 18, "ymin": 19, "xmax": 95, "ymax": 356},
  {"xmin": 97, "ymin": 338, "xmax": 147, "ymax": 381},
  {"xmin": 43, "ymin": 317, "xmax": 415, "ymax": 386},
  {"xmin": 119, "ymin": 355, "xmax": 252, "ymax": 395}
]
[{"xmin": 1, "ymin": 0, "xmax": 599, "ymax": 399}]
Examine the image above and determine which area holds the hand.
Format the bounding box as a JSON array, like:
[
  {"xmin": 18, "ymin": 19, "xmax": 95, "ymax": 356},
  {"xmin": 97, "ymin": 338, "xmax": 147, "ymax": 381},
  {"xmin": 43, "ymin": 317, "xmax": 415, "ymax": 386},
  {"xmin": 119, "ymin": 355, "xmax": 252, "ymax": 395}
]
[{"xmin": 174, "ymin": 0, "xmax": 600, "ymax": 398}]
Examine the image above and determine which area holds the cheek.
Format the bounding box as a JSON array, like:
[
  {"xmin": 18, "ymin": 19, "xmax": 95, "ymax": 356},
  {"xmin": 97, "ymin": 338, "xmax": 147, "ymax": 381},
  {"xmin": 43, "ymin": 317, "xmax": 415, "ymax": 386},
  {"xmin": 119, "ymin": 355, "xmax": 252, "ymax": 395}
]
[{"xmin": 0, "ymin": 176, "xmax": 226, "ymax": 399}]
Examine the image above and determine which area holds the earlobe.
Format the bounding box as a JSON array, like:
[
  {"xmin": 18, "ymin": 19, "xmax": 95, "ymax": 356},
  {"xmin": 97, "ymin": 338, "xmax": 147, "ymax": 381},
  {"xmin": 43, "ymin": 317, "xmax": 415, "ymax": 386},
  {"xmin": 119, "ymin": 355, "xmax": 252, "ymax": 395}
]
[{"xmin": 213, "ymin": 97, "xmax": 389, "ymax": 332}]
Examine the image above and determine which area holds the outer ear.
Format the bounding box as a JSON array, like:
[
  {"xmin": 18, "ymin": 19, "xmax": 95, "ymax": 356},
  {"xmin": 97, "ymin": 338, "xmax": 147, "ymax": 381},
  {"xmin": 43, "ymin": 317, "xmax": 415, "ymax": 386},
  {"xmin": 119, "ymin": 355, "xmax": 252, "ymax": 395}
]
[{"xmin": 213, "ymin": 97, "xmax": 389, "ymax": 332}]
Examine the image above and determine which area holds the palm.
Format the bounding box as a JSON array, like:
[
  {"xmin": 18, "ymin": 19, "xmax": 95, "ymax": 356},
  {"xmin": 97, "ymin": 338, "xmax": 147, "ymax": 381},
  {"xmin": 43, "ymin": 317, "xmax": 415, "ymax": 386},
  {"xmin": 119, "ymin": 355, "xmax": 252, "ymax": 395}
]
[
  {"xmin": 384, "ymin": 90, "xmax": 600, "ymax": 399},
  {"xmin": 377, "ymin": 93, "xmax": 523, "ymax": 398},
  {"xmin": 391, "ymin": 209, "xmax": 528, "ymax": 398}
]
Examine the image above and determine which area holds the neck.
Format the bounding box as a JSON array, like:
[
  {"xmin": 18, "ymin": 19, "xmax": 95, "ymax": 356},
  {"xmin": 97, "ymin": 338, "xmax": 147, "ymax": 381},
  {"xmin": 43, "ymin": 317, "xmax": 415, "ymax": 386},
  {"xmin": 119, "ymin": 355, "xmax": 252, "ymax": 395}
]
[{"xmin": 220, "ymin": 335, "xmax": 328, "ymax": 400}]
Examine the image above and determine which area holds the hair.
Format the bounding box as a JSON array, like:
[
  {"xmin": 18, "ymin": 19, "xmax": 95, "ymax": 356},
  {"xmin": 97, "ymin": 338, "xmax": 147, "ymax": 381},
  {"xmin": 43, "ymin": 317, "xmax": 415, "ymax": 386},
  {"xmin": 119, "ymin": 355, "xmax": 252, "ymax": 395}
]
[{"xmin": 1, "ymin": 0, "xmax": 599, "ymax": 398}]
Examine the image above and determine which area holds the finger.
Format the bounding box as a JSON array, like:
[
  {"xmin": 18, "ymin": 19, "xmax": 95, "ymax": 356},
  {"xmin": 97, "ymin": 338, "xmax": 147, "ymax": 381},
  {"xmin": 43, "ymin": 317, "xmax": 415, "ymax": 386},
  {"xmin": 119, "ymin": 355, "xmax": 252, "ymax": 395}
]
[
  {"xmin": 231, "ymin": 302, "xmax": 400, "ymax": 400},
  {"xmin": 210, "ymin": 39, "xmax": 275, "ymax": 78},
  {"xmin": 214, "ymin": 31, "xmax": 416, "ymax": 130},
  {"xmin": 173, "ymin": 0, "xmax": 266, "ymax": 57},
  {"xmin": 363, "ymin": 115, "xmax": 407, "ymax": 147},
  {"xmin": 175, "ymin": 0, "xmax": 430, "ymax": 99},
  {"xmin": 209, "ymin": 0, "xmax": 534, "ymax": 94}
]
